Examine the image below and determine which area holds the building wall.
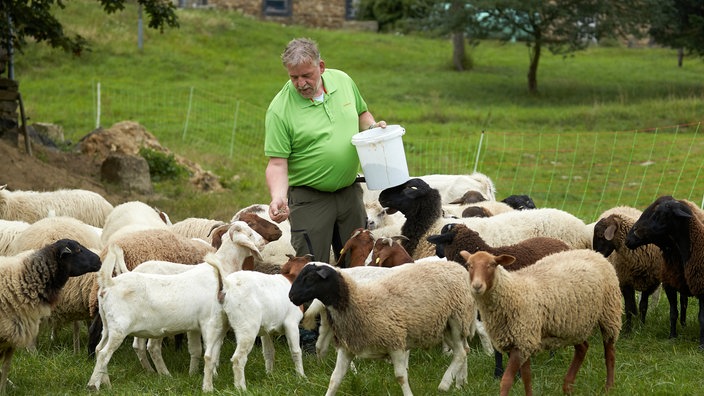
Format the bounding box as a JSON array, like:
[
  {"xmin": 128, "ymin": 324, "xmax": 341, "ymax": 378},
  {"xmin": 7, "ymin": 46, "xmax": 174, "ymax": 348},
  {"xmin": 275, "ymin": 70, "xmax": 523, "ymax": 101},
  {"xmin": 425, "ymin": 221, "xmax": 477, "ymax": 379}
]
[{"xmin": 209, "ymin": 0, "xmax": 376, "ymax": 30}]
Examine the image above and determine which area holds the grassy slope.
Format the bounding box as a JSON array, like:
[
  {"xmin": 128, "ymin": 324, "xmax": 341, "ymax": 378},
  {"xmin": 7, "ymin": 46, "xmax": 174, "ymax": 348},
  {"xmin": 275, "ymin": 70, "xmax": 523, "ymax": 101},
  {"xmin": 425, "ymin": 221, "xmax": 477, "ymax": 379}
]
[{"xmin": 7, "ymin": 2, "xmax": 704, "ymax": 395}]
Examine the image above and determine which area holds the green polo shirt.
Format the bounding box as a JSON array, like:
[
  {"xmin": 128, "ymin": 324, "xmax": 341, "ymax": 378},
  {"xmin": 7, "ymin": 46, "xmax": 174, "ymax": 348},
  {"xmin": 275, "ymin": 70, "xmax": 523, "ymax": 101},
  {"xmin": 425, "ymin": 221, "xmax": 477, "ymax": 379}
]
[{"xmin": 265, "ymin": 68, "xmax": 369, "ymax": 192}]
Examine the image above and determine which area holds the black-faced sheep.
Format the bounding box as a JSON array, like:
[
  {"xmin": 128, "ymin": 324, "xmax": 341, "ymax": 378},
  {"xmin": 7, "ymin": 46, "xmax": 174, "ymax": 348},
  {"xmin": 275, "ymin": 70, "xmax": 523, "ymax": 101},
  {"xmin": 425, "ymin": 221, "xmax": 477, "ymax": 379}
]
[
  {"xmin": 593, "ymin": 206, "xmax": 664, "ymax": 333},
  {"xmin": 289, "ymin": 261, "xmax": 476, "ymax": 395},
  {"xmin": 0, "ymin": 239, "xmax": 101, "ymax": 393},
  {"xmin": 625, "ymin": 195, "xmax": 704, "ymax": 348},
  {"xmin": 501, "ymin": 194, "xmax": 536, "ymax": 210},
  {"xmin": 461, "ymin": 249, "xmax": 622, "ymax": 395},
  {"xmin": 0, "ymin": 185, "xmax": 113, "ymax": 227},
  {"xmin": 378, "ymin": 178, "xmax": 590, "ymax": 260}
]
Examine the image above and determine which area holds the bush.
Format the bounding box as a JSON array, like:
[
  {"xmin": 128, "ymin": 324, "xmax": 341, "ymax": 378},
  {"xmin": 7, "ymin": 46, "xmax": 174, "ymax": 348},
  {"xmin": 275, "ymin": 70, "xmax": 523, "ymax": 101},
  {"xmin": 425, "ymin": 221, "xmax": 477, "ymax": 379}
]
[{"xmin": 139, "ymin": 147, "xmax": 188, "ymax": 182}]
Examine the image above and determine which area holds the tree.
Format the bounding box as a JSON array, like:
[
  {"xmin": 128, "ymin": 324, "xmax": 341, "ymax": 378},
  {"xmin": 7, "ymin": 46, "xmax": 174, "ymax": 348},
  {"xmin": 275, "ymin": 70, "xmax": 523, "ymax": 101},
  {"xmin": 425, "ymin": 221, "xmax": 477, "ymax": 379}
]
[
  {"xmin": 649, "ymin": 0, "xmax": 704, "ymax": 67},
  {"xmin": 453, "ymin": 0, "xmax": 652, "ymax": 93},
  {"xmin": 1, "ymin": 0, "xmax": 178, "ymax": 64}
]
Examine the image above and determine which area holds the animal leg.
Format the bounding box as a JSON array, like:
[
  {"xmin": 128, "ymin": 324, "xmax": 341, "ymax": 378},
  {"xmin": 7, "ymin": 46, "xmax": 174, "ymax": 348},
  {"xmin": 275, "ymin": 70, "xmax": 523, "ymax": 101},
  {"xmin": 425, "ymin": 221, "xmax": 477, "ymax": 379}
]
[
  {"xmin": 500, "ymin": 348, "xmax": 522, "ymax": 396},
  {"xmin": 698, "ymin": 295, "xmax": 704, "ymax": 349},
  {"xmin": 493, "ymin": 350, "xmax": 504, "ymax": 378},
  {"xmin": 284, "ymin": 319, "xmax": 306, "ymax": 377},
  {"xmin": 186, "ymin": 331, "xmax": 203, "ymax": 376},
  {"xmin": 519, "ymin": 358, "xmax": 532, "ymax": 396},
  {"xmin": 603, "ymin": 338, "xmax": 616, "ymax": 392},
  {"xmin": 680, "ymin": 291, "xmax": 688, "ymax": 328},
  {"xmin": 0, "ymin": 347, "xmax": 15, "ymax": 395},
  {"xmin": 87, "ymin": 333, "xmax": 124, "ymax": 390},
  {"xmin": 563, "ymin": 341, "xmax": 588, "ymax": 394},
  {"xmin": 231, "ymin": 334, "xmax": 256, "ymax": 391},
  {"xmin": 664, "ymin": 285, "xmax": 679, "ymax": 338},
  {"xmin": 147, "ymin": 338, "xmax": 171, "ymax": 376},
  {"xmin": 326, "ymin": 347, "xmax": 354, "ymax": 396},
  {"xmin": 261, "ymin": 334, "xmax": 276, "ymax": 374},
  {"xmin": 132, "ymin": 337, "xmax": 156, "ymax": 373},
  {"xmin": 621, "ymin": 285, "xmax": 637, "ymax": 333},
  {"xmin": 389, "ymin": 349, "xmax": 413, "ymax": 396},
  {"xmin": 439, "ymin": 331, "xmax": 467, "ymax": 390},
  {"xmin": 639, "ymin": 284, "xmax": 660, "ymax": 324}
]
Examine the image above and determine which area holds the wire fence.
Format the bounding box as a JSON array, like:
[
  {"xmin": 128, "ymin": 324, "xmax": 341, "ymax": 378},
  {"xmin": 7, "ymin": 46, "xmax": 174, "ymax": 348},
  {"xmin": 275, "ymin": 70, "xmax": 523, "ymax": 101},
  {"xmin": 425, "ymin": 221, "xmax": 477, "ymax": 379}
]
[{"xmin": 85, "ymin": 83, "xmax": 703, "ymax": 223}]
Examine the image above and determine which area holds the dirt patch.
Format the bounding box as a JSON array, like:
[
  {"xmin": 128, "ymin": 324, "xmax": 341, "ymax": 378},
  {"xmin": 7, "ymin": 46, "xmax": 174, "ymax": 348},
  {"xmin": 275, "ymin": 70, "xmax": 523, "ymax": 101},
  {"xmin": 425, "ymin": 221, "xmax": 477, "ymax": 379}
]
[{"xmin": 0, "ymin": 120, "xmax": 222, "ymax": 205}]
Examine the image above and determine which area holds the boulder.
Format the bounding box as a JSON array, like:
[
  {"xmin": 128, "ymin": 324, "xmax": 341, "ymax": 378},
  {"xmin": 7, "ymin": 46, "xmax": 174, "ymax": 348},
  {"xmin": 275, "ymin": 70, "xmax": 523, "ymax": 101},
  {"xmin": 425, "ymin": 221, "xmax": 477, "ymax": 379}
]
[{"xmin": 101, "ymin": 153, "xmax": 153, "ymax": 194}]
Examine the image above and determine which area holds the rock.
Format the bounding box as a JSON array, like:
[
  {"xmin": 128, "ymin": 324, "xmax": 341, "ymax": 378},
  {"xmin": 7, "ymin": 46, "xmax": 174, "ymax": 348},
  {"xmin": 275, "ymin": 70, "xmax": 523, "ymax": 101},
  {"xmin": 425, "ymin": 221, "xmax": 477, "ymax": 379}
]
[{"xmin": 101, "ymin": 153, "xmax": 153, "ymax": 194}]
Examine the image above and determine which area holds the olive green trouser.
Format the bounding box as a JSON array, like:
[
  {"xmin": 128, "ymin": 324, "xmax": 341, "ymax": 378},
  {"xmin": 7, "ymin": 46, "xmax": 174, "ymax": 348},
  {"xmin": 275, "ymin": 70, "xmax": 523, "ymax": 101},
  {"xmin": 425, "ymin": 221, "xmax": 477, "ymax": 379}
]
[{"xmin": 287, "ymin": 183, "xmax": 366, "ymax": 265}]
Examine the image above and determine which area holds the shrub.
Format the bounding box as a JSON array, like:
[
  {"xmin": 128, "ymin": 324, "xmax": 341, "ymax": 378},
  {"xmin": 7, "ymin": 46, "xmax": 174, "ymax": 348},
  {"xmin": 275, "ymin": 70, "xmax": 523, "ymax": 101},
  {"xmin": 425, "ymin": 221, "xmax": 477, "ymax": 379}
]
[{"xmin": 139, "ymin": 147, "xmax": 188, "ymax": 182}]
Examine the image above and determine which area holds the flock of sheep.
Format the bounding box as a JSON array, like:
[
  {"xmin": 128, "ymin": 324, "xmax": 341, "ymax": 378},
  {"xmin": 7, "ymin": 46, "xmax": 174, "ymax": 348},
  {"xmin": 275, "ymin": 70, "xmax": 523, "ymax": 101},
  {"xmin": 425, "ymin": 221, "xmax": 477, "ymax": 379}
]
[{"xmin": 0, "ymin": 172, "xmax": 703, "ymax": 395}]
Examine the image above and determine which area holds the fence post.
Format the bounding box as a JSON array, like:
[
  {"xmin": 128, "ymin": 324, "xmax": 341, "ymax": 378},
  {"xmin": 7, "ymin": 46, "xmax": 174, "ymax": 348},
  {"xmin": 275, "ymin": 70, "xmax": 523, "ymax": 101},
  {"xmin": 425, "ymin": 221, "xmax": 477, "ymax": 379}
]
[
  {"xmin": 182, "ymin": 87, "xmax": 194, "ymax": 140},
  {"xmin": 96, "ymin": 82, "xmax": 101, "ymax": 129},
  {"xmin": 473, "ymin": 130, "xmax": 484, "ymax": 173},
  {"xmin": 229, "ymin": 101, "xmax": 240, "ymax": 159}
]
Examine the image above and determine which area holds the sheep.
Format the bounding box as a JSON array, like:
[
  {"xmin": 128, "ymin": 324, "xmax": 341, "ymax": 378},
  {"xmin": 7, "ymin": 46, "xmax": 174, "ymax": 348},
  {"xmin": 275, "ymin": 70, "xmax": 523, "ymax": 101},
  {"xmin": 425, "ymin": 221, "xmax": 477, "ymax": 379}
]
[
  {"xmin": 289, "ymin": 260, "xmax": 476, "ymax": 396},
  {"xmin": 378, "ymin": 178, "xmax": 591, "ymax": 260},
  {"xmin": 5, "ymin": 216, "xmax": 103, "ymax": 255},
  {"xmin": 87, "ymin": 221, "xmax": 265, "ymax": 392},
  {"xmin": 461, "ymin": 249, "xmax": 622, "ymax": 395},
  {"xmin": 99, "ymin": 200, "xmax": 169, "ymax": 246},
  {"xmin": 442, "ymin": 200, "xmax": 515, "ymax": 218},
  {"xmin": 170, "ymin": 217, "xmax": 227, "ymax": 243},
  {"xmin": 3, "ymin": 215, "xmax": 104, "ymax": 353},
  {"xmin": 447, "ymin": 189, "xmax": 487, "ymax": 205},
  {"xmin": 0, "ymin": 239, "xmax": 101, "ymax": 394},
  {"xmin": 205, "ymin": 251, "xmax": 309, "ymax": 391},
  {"xmin": 427, "ymin": 223, "xmax": 571, "ymax": 377},
  {"xmin": 427, "ymin": 223, "xmax": 571, "ymax": 267},
  {"xmin": 592, "ymin": 206, "xmax": 664, "ymax": 333},
  {"xmin": 625, "ymin": 195, "xmax": 704, "ymax": 348},
  {"xmin": 370, "ymin": 236, "xmax": 413, "ymax": 267},
  {"xmin": 418, "ymin": 172, "xmax": 497, "ymax": 203},
  {"xmin": 501, "ymin": 194, "xmax": 536, "ymax": 210},
  {"xmin": 364, "ymin": 200, "xmax": 404, "ymax": 238},
  {"xmin": 0, "ymin": 185, "xmax": 113, "ymax": 228},
  {"xmin": 0, "ymin": 220, "xmax": 30, "ymax": 256},
  {"xmin": 336, "ymin": 228, "xmax": 375, "ymax": 267}
]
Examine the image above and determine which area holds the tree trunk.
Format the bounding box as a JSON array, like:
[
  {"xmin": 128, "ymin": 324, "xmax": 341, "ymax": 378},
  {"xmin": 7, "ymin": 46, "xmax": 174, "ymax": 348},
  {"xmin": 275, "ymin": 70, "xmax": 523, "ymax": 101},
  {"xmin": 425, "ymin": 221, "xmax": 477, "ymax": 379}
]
[
  {"xmin": 677, "ymin": 47, "xmax": 684, "ymax": 67},
  {"xmin": 452, "ymin": 31, "xmax": 466, "ymax": 71},
  {"xmin": 527, "ymin": 41, "xmax": 541, "ymax": 94}
]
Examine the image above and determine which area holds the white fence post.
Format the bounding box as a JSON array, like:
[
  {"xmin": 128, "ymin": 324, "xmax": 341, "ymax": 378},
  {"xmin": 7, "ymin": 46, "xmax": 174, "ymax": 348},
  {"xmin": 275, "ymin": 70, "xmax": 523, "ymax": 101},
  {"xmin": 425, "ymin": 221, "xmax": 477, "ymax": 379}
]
[
  {"xmin": 473, "ymin": 130, "xmax": 484, "ymax": 173},
  {"xmin": 96, "ymin": 82, "xmax": 101, "ymax": 129},
  {"xmin": 229, "ymin": 101, "xmax": 240, "ymax": 159},
  {"xmin": 182, "ymin": 87, "xmax": 194, "ymax": 140}
]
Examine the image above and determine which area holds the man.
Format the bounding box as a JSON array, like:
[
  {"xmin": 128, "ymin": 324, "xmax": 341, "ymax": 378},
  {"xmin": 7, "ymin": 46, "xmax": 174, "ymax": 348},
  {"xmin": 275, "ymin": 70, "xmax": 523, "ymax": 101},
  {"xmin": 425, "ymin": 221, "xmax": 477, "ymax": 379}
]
[{"xmin": 265, "ymin": 37, "xmax": 386, "ymax": 264}]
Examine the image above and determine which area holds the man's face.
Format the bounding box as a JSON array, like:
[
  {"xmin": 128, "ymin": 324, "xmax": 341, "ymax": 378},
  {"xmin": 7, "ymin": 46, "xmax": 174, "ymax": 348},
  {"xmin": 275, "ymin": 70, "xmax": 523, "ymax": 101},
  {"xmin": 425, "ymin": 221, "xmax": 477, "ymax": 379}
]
[{"xmin": 287, "ymin": 60, "xmax": 325, "ymax": 100}]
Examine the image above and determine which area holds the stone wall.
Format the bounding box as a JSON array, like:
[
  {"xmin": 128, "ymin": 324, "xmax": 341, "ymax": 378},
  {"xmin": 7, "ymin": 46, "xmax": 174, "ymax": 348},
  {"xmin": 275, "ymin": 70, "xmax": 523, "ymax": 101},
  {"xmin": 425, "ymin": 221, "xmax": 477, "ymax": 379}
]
[{"xmin": 209, "ymin": 0, "xmax": 377, "ymax": 31}]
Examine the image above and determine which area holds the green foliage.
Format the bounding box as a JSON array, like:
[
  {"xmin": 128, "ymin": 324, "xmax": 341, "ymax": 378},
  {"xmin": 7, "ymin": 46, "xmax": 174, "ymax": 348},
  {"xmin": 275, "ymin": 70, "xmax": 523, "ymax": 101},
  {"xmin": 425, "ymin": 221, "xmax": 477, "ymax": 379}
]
[
  {"xmin": 138, "ymin": 147, "xmax": 188, "ymax": 182},
  {"xmin": 649, "ymin": 0, "xmax": 704, "ymax": 57},
  {"xmin": 0, "ymin": 0, "xmax": 178, "ymax": 57}
]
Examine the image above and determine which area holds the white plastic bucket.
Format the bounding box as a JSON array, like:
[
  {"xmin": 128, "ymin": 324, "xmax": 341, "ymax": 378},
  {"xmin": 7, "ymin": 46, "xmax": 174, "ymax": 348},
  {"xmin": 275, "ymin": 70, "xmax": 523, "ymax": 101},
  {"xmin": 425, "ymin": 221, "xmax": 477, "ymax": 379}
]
[{"xmin": 351, "ymin": 124, "xmax": 410, "ymax": 190}]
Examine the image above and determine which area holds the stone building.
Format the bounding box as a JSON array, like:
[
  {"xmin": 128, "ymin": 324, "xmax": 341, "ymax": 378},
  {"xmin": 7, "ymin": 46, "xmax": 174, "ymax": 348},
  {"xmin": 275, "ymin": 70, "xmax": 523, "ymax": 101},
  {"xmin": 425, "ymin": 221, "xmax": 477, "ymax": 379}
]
[{"xmin": 194, "ymin": 0, "xmax": 377, "ymax": 30}]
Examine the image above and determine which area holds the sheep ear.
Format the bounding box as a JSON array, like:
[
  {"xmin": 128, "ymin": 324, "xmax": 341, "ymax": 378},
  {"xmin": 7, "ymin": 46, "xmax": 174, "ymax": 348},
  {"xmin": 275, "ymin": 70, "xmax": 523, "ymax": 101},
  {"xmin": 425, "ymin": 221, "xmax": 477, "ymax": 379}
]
[
  {"xmin": 459, "ymin": 250, "xmax": 471, "ymax": 262},
  {"xmin": 604, "ymin": 224, "xmax": 617, "ymax": 241},
  {"xmin": 316, "ymin": 266, "xmax": 330, "ymax": 279},
  {"xmin": 495, "ymin": 254, "xmax": 516, "ymax": 266},
  {"xmin": 672, "ymin": 206, "xmax": 692, "ymax": 218},
  {"xmin": 60, "ymin": 245, "xmax": 73, "ymax": 259},
  {"xmin": 426, "ymin": 233, "xmax": 452, "ymax": 245}
]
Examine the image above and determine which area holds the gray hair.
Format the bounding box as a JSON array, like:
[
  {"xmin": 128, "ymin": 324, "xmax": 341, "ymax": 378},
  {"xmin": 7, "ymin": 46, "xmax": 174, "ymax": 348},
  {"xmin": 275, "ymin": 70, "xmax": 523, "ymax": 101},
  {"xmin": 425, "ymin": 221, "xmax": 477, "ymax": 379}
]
[{"xmin": 281, "ymin": 38, "xmax": 321, "ymax": 67}]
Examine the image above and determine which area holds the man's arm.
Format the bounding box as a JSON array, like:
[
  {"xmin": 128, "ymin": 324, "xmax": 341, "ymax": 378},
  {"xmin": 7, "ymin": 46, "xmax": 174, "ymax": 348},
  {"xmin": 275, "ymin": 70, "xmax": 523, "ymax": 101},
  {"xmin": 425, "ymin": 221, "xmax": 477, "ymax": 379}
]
[{"xmin": 266, "ymin": 157, "xmax": 290, "ymax": 223}]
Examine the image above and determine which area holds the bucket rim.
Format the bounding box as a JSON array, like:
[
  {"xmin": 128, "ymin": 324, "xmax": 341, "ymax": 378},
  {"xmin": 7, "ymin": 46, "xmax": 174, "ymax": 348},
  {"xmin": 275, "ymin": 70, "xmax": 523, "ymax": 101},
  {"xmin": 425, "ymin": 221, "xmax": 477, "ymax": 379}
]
[{"xmin": 351, "ymin": 124, "xmax": 405, "ymax": 145}]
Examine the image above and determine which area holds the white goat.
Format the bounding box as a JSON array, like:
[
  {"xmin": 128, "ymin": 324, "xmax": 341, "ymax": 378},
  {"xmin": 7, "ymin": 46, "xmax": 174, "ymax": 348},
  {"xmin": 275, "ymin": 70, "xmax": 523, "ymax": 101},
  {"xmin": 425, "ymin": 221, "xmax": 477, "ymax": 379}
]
[{"xmin": 87, "ymin": 221, "xmax": 265, "ymax": 392}]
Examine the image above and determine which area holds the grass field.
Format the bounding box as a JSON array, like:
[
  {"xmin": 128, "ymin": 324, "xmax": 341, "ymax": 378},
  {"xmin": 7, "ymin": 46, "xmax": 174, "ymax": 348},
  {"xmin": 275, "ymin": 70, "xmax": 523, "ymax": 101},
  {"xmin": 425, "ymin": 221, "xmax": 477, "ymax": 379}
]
[{"xmin": 5, "ymin": 1, "xmax": 704, "ymax": 395}]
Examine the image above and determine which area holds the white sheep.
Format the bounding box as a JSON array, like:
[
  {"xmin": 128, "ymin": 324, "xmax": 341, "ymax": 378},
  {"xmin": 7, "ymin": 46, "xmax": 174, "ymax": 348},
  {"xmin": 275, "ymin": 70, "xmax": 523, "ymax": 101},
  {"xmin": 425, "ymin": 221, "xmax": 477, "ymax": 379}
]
[
  {"xmin": 205, "ymin": 252, "xmax": 309, "ymax": 390},
  {"xmin": 419, "ymin": 172, "xmax": 497, "ymax": 203},
  {"xmin": 0, "ymin": 219, "xmax": 30, "ymax": 256},
  {"xmin": 0, "ymin": 185, "xmax": 113, "ymax": 227},
  {"xmin": 461, "ymin": 249, "xmax": 622, "ymax": 395},
  {"xmin": 87, "ymin": 221, "xmax": 265, "ymax": 392},
  {"xmin": 592, "ymin": 206, "xmax": 664, "ymax": 333},
  {"xmin": 289, "ymin": 260, "xmax": 476, "ymax": 396},
  {"xmin": 170, "ymin": 217, "xmax": 227, "ymax": 244},
  {"xmin": 0, "ymin": 239, "xmax": 101, "ymax": 394},
  {"xmin": 442, "ymin": 200, "xmax": 515, "ymax": 218},
  {"xmin": 100, "ymin": 200, "xmax": 169, "ymax": 246},
  {"xmin": 378, "ymin": 178, "xmax": 591, "ymax": 260}
]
